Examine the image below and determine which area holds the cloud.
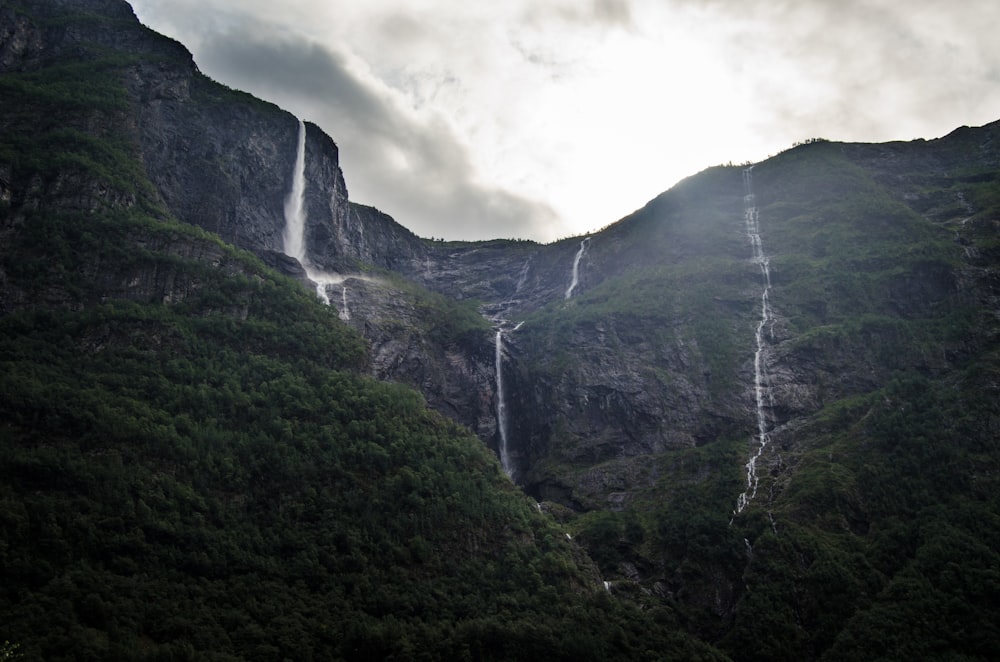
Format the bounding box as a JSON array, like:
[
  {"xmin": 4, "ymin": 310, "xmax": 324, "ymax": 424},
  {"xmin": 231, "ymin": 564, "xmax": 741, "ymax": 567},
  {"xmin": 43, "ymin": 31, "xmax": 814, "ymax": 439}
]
[
  {"xmin": 678, "ymin": 0, "xmax": 1000, "ymax": 143},
  {"xmin": 132, "ymin": 2, "xmax": 566, "ymax": 241},
  {"xmin": 188, "ymin": 26, "xmax": 565, "ymax": 240}
]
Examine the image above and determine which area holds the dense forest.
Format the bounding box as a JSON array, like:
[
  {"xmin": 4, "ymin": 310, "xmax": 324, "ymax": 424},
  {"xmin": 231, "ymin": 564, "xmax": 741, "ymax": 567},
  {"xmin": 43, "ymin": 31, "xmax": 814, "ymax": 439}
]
[{"xmin": 0, "ymin": 278, "xmax": 723, "ymax": 660}]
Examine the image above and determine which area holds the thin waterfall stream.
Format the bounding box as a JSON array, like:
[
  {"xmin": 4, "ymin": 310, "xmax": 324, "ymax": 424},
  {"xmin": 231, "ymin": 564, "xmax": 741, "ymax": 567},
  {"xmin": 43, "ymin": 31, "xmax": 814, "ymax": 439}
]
[
  {"xmin": 565, "ymin": 237, "xmax": 591, "ymax": 299},
  {"xmin": 735, "ymin": 165, "xmax": 774, "ymax": 515},
  {"xmin": 495, "ymin": 329, "xmax": 514, "ymax": 478},
  {"xmin": 339, "ymin": 286, "xmax": 350, "ymax": 321}
]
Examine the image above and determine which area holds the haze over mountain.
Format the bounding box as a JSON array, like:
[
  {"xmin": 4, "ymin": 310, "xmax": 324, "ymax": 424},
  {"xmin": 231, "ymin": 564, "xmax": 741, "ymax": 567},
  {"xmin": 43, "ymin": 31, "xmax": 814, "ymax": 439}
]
[{"xmin": 1, "ymin": 1, "xmax": 999, "ymax": 660}]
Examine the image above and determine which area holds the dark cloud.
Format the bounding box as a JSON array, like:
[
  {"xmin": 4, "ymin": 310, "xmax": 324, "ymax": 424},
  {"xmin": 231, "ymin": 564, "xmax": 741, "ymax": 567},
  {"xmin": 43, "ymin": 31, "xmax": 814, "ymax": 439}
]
[
  {"xmin": 199, "ymin": 36, "xmax": 386, "ymax": 130},
  {"xmin": 192, "ymin": 25, "xmax": 563, "ymax": 241}
]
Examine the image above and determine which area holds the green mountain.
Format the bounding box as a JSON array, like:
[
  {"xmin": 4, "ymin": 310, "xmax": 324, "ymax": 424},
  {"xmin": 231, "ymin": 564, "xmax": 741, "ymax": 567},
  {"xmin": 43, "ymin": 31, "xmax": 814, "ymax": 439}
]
[{"xmin": 2, "ymin": 0, "xmax": 1000, "ymax": 660}]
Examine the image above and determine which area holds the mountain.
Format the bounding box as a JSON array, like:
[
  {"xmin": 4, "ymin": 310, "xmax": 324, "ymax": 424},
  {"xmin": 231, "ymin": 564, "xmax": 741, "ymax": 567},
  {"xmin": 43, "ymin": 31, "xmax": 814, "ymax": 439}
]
[
  {"xmin": 2, "ymin": 0, "xmax": 1000, "ymax": 660},
  {"xmin": 0, "ymin": 2, "xmax": 730, "ymax": 660}
]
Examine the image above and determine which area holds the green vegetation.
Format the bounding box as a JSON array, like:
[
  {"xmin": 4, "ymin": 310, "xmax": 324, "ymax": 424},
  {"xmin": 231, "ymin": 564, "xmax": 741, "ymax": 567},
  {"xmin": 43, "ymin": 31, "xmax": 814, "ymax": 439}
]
[
  {"xmin": 0, "ymin": 45, "xmax": 163, "ymax": 220},
  {"xmin": 0, "ymin": 146, "xmax": 719, "ymax": 662},
  {"xmin": 381, "ymin": 270, "xmax": 493, "ymax": 348},
  {"xmin": 0, "ymin": 641, "xmax": 20, "ymax": 661},
  {"xmin": 0, "ymin": 294, "xmax": 727, "ymax": 660},
  {"xmin": 715, "ymin": 370, "xmax": 1000, "ymax": 661}
]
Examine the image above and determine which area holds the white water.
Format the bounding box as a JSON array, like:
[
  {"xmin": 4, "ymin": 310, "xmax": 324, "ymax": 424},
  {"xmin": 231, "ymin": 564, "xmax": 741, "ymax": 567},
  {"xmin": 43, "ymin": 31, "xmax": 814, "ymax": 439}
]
[
  {"xmin": 283, "ymin": 119, "xmax": 307, "ymax": 262},
  {"xmin": 339, "ymin": 286, "xmax": 350, "ymax": 321},
  {"xmin": 515, "ymin": 258, "xmax": 532, "ymax": 294},
  {"xmin": 957, "ymin": 191, "xmax": 974, "ymax": 220},
  {"xmin": 495, "ymin": 330, "xmax": 514, "ymax": 478},
  {"xmin": 282, "ymin": 118, "xmax": 329, "ymax": 299},
  {"xmin": 313, "ymin": 282, "xmax": 330, "ymax": 305},
  {"xmin": 735, "ymin": 166, "xmax": 774, "ymax": 515},
  {"xmin": 281, "ymin": 118, "xmax": 371, "ymax": 312},
  {"xmin": 565, "ymin": 237, "xmax": 591, "ymax": 299}
]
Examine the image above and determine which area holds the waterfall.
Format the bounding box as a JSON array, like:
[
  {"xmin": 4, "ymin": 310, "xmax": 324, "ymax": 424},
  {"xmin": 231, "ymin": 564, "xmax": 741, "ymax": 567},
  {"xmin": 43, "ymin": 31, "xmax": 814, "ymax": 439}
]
[
  {"xmin": 495, "ymin": 330, "xmax": 514, "ymax": 478},
  {"xmin": 283, "ymin": 119, "xmax": 307, "ymax": 262},
  {"xmin": 281, "ymin": 118, "xmax": 363, "ymax": 313},
  {"xmin": 735, "ymin": 165, "xmax": 774, "ymax": 515},
  {"xmin": 313, "ymin": 283, "xmax": 331, "ymax": 305},
  {"xmin": 339, "ymin": 286, "xmax": 350, "ymax": 321},
  {"xmin": 515, "ymin": 258, "xmax": 531, "ymax": 294},
  {"xmin": 565, "ymin": 237, "xmax": 591, "ymax": 299},
  {"xmin": 281, "ymin": 120, "xmax": 332, "ymax": 304}
]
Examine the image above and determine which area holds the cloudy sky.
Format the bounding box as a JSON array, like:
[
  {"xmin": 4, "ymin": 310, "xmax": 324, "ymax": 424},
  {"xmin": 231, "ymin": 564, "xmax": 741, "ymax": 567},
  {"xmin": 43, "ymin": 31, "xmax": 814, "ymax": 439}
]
[{"xmin": 129, "ymin": 0, "xmax": 1000, "ymax": 243}]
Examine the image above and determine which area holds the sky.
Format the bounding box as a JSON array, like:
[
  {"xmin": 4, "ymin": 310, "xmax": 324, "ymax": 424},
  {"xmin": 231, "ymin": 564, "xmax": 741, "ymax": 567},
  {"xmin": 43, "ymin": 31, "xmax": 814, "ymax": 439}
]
[{"xmin": 129, "ymin": 0, "xmax": 1000, "ymax": 243}]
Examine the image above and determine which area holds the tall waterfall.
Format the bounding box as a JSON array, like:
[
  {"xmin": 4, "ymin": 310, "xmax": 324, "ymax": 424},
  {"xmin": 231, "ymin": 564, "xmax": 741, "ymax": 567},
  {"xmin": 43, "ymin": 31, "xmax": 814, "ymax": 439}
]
[
  {"xmin": 282, "ymin": 119, "xmax": 330, "ymax": 302},
  {"xmin": 495, "ymin": 330, "xmax": 514, "ymax": 478},
  {"xmin": 565, "ymin": 237, "xmax": 591, "ymax": 299},
  {"xmin": 735, "ymin": 165, "xmax": 774, "ymax": 515},
  {"xmin": 281, "ymin": 118, "xmax": 358, "ymax": 309},
  {"xmin": 283, "ymin": 119, "xmax": 307, "ymax": 262}
]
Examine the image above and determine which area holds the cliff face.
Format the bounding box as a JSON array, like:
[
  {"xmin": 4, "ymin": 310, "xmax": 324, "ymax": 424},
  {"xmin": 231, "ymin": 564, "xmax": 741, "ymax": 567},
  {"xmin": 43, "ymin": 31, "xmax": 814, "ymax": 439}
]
[
  {"xmin": 0, "ymin": 0, "xmax": 277, "ymax": 312},
  {"xmin": 130, "ymin": 70, "xmax": 299, "ymax": 255}
]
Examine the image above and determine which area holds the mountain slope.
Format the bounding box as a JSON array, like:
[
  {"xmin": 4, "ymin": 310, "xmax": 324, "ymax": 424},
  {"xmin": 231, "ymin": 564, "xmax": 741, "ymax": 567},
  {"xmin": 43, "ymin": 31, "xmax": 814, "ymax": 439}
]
[
  {"xmin": 0, "ymin": 1, "xmax": 725, "ymax": 659},
  {"xmin": 502, "ymin": 131, "xmax": 1000, "ymax": 658}
]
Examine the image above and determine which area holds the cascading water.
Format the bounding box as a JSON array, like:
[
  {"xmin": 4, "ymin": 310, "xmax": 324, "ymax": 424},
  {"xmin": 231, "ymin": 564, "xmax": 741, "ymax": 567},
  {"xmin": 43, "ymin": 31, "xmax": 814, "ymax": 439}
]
[
  {"xmin": 565, "ymin": 237, "xmax": 591, "ymax": 299},
  {"xmin": 315, "ymin": 284, "xmax": 331, "ymax": 305},
  {"xmin": 515, "ymin": 258, "xmax": 531, "ymax": 294},
  {"xmin": 281, "ymin": 118, "xmax": 365, "ymax": 311},
  {"xmin": 283, "ymin": 120, "xmax": 330, "ymax": 303},
  {"xmin": 283, "ymin": 119, "xmax": 307, "ymax": 263},
  {"xmin": 339, "ymin": 286, "xmax": 350, "ymax": 321},
  {"xmin": 495, "ymin": 330, "xmax": 514, "ymax": 478},
  {"xmin": 735, "ymin": 165, "xmax": 774, "ymax": 515}
]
